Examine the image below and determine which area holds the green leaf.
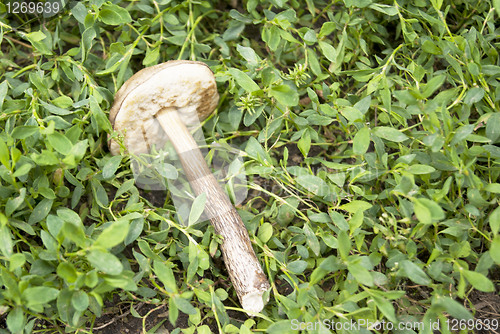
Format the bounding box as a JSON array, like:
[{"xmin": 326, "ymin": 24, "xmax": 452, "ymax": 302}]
[
  {"xmin": 319, "ymin": 22, "xmax": 336, "ymax": 38},
  {"xmin": 433, "ymin": 297, "xmax": 472, "ymax": 320},
  {"xmin": 71, "ymin": 290, "xmax": 89, "ymax": 311},
  {"xmin": 153, "ymin": 261, "xmax": 177, "ymax": 294},
  {"xmin": 81, "ymin": 27, "xmax": 96, "ymax": 62},
  {"xmin": 236, "ymin": 45, "xmax": 260, "ymax": 66},
  {"xmin": 495, "ymin": 0, "xmax": 500, "ymax": 16},
  {"xmin": 104, "ymin": 272, "xmax": 137, "ymax": 291},
  {"xmin": 25, "ymin": 31, "xmax": 52, "ymax": 55},
  {"xmin": 369, "ymin": 3, "xmax": 398, "ymax": 16},
  {"xmin": 353, "ymin": 127, "xmax": 370, "ymax": 155},
  {"xmin": 9, "ymin": 253, "xmax": 25, "ymax": 271},
  {"xmin": 11, "ymin": 126, "xmax": 38, "ymax": 139},
  {"xmin": 28, "ymin": 199, "xmax": 53, "ymax": 225},
  {"xmin": 430, "ymin": 0, "xmax": 443, "ymax": 10},
  {"xmin": 12, "ymin": 163, "xmax": 32, "ymax": 178},
  {"xmin": 0, "ymin": 81, "xmax": 8, "ymax": 110},
  {"xmin": 6, "ymin": 307, "xmax": 25, "ymax": 333},
  {"xmin": 99, "ymin": 4, "xmax": 132, "ymax": 25},
  {"xmin": 318, "ymin": 41, "xmax": 336, "ymax": 62},
  {"xmin": 90, "ymin": 96, "xmax": 112, "ymax": 132},
  {"xmin": 57, "ymin": 208, "xmax": 82, "ymax": 224},
  {"xmin": 269, "ymin": 84, "xmax": 299, "ymax": 106},
  {"xmin": 94, "ymin": 220, "xmax": 130, "ymax": 249},
  {"xmin": 243, "ymin": 104, "xmax": 264, "ymax": 127},
  {"xmin": 52, "ymin": 95, "xmax": 73, "ymax": 109},
  {"xmin": 422, "ymin": 75, "xmax": 446, "ymax": 98},
  {"xmin": 258, "ymin": 223, "xmax": 273, "ymax": 243},
  {"xmin": 306, "ymin": 114, "xmax": 333, "ymax": 126},
  {"xmin": 296, "ymin": 174, "xmax": 329, "ymax": 196},
  {"xmin": 115, "ymin": 179, "xmax": 136, "ymax": 199},
  {"xmin": 56, "ymin": 289, "xmax": 72, "ymax": 323},
  {"xmin": 309, "ymin": 265, "xmax": 328, "ymax": 285},
  {"xmin": 490, "ymin": 236, "xmax": 500, "ymax": 265},
  {"xmin": 464, "ymin": 87, "xmax": 484, "ymax": 104},
  {"xmin": 187, "ymin": 244, "xmax": 199, "ymax": 283},
  {"xmin": 337, "ymin": 230, "xmax": 350, "ymax": 260},
  {"xmin": 230, "ymin": 9, "xmax": 253, "ymax": 24},
  {"xmin": 22, "ymin": 287, "xmax": 59, "ymax": 305},
  {"xmin": 189, "ymin": 192, "xmax": 207, "ymax": 225},
  {"xmin": 57, "ymin": 262, "xmax": 78, "ymax": 283},
  {"xmin": 462, "ymin": 270, "xmax": 495, "ymax": 292},
  {"xmin": 62, "ymin": 220, "xmax": 87, "ymax": 248},
  {"xmin": 340, "ymin": 200, "xmax": 372, "ymax": 213},
  {"xmin": 6, "ymin": 188, "xmax": 26, "ymax": 217},
  {"xmin": 422, "ymin": 40, "xmax": 441, "ymax": 55},
  {"xmin": 413, "ymin": 197, "xmax": 445, "ymax": 224},
  {"xmin": 348, "ymin": 261, "xmax": 373, "ymax": 286},
  {"xmin": 303, "ymin": 29, "xmax": 317, "ymax": 44},
  {"xmin": 267, "ymin": 320, "xmax": 294, "ymax": 334},
  {"xmin": 371, "ymin": 293, "xmax": 397, "ymax": 322},
  {"xmin": 307, "ymin": 48, "xmax": 322, "ymax": 76},
  {"xmin": 125, "ymin": 218, "xmax": 144, "ymax": 245},
  {"xmin": 223, "ymin": 20, "xmax": 246, "ymax": 42},
  {"xmin": 91, "ymin": 179, "xmax": 109, "ymax": 208},
  {"xmin": 26, "ymin": 31, "xmax": 46, "ymax": 42},
  {"xmin": 87, "ymin": 250, "xmax": 123, "ymax": 275},
  {"xmin": 489, "ymin": 206, "xmax": 500, "ymax": 235},
  {"xmin": 399, "ymin": 260, "xmax": 431, "ymax": 285},
  {"xmin": 31, "ymin": 150, "xmax": 59, "ymax": 166},
  {"xmin": 349, "ymin": 211, "xmax": 364, "ymax": 234},
  {"xmin": 485, "ymin": 183, "xmax": 500, "ymax": 194},
  {"xmin": 1, "ymin": 267, "xmax": 21, "ymax": 305},
  {"xmin": 486, "ymin": 113, "xmax": 500, "ymax": 142},
  {"xmin": 297, "ymin": 129, "xmax": 311, "ymax": 157},
  {"xmin": 0, "ymin": 137, "xmax": 10, "ymax": 169},
  {"xmin": 47, "ymin": 214, "xmax": 63, "ymax": 238},
  {"xmin": 39, "ymin": 100, "xmax": 75, "ymax": 116},
  {"xmin": 173, "ymin": 296, "xmax": 197, "ymax": 315},
  {"xmin": 0, "ymin": 225, "xmax": 13, "ymax": 258},
  {"xmin": 102, "ymin": 155, "xmax": 122, "ymax": 179},
  {"xmin": 245, "ymin": 136, "xmax": 271, "ymax": 164},
  {"xmin": 373, "ymin": 126, "xmax": 409, "ymax": 142},
  {"xmin": 47, "ymin": 132, "xmax": 73, "ymax": 155},
  {"xmin": 451, "ymin": 124, "xmax": 474, "ymax": 145},
  {"xmin": 303, "ymin": 223, "xmax": 320, "ymax": 256},
  {"xmin": 263, "ymin": 25, "xmax": 280, "ymax": 51},
  {"xmin": 168, "ymin": 297, "xmax": 179, "ymax": 327},
  {"xmin": 406, "ymin": 164, "xmax": 436, "ymax": 175},
  {"xmin": 228, "ymin": 68, "xmax": 260, "ymax": 93},
  {"xmin": 287, "ymin": 260, "xmax": 308, "ymax": 274},
  {"xmin": 143, "ymin": 46, "xmax": 160, "ymax": 66}
]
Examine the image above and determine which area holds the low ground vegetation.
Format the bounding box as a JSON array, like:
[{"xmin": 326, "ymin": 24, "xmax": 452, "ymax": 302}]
[{"xmin": 0, "ymin": 0, "xmax": 499, "ymax": 333}]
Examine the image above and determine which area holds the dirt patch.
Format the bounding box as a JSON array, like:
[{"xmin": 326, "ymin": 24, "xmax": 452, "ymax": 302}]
[
  {"xmin": 92, "ymin": 302, "xmax": 171, "ymax": 334},
  {"xmin": 91, "ymin": 300, "xmax": 250, "ymax": 333},
  {"xmin": 469, "ymin": 290, "xmax": 500, "ymax": 334},
  {"xmin": 139, "ymin": 189, "xmax": 167, "ymax": 208}
]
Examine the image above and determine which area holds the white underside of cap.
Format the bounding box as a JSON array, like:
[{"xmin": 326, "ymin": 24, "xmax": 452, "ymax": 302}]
[{"xmin": 112, "ymin": 63, "xmax": 217, "ymax": 155}]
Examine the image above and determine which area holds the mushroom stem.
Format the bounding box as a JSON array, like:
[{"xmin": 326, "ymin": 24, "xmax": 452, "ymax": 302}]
[{"xmin": 156, "ymin": 108, "xmax": 270, "ymax": 313}]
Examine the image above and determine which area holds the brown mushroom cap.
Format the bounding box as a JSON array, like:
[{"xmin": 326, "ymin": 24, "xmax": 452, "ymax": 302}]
[{"xmin": 109, "ymin": 60, "xmax": 219, "ymax": 155}]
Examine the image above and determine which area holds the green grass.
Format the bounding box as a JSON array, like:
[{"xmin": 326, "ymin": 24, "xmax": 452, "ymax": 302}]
[{"xmin": 0, "ymin": 0, "xmax": 499, "ymax": 333}]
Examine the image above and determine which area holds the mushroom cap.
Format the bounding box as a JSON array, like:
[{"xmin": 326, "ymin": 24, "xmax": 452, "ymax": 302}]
[{"xmin": 109, "ymin": 60, "xmax": 219, "ymax": 155}]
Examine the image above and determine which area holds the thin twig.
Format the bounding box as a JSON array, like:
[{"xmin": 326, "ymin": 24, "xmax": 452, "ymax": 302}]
[{"xmin": 5, "ymin": 35, "xmax": 32, "ymax": 49}]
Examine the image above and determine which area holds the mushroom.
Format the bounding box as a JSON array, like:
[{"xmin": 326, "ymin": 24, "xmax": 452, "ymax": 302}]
[{"xmin": 109, "ymin": 60, "xmax": 270, "ymax": 313}]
